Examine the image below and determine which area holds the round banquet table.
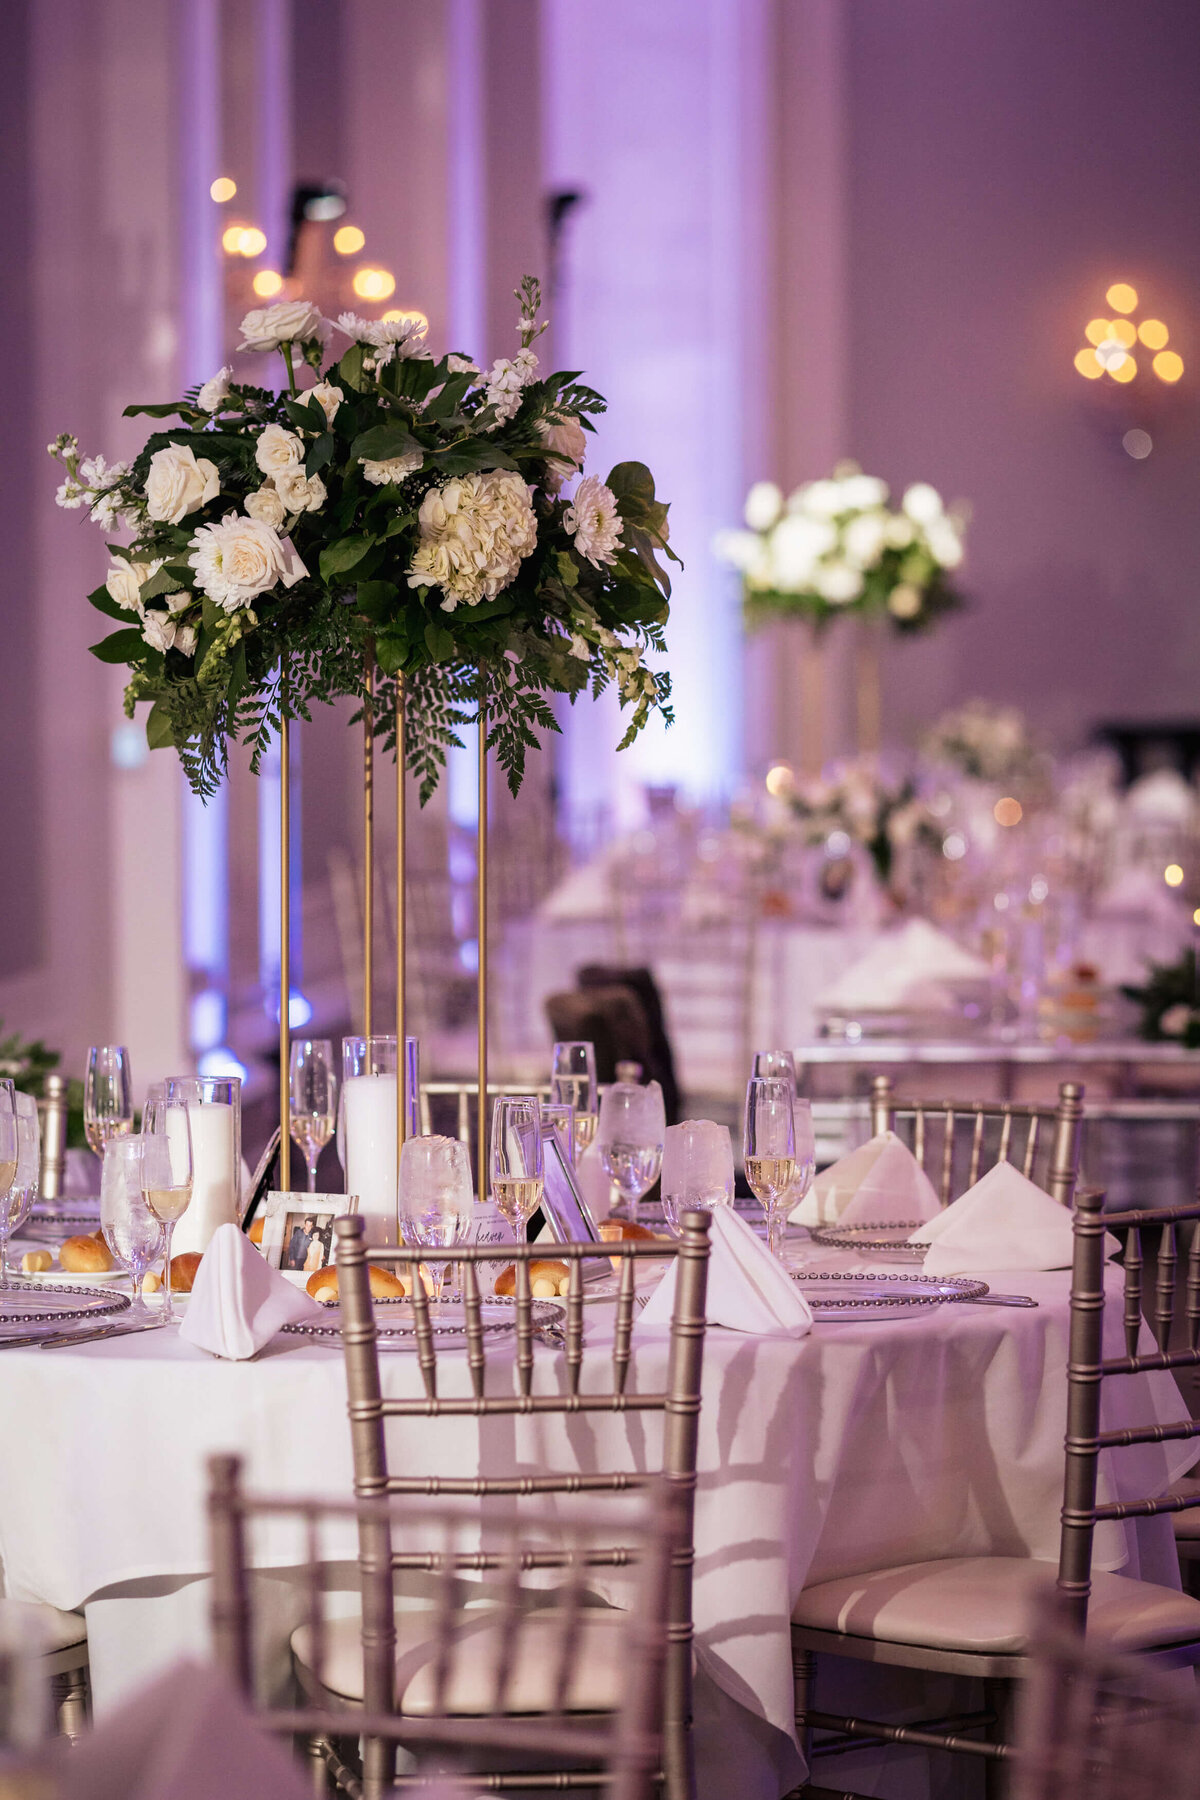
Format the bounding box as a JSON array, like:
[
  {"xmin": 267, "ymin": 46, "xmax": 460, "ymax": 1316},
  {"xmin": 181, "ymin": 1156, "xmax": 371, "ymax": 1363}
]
[{"xmin": 0, "ymin": 1254, "xmax": 1191, "ymax": 1800}]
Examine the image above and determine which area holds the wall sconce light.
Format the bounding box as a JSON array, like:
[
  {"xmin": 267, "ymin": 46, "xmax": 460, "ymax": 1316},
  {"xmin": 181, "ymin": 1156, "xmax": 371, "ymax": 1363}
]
[{"xmin": 1074, "ymin": 284, "xmax": 1184, "ymax": 388}]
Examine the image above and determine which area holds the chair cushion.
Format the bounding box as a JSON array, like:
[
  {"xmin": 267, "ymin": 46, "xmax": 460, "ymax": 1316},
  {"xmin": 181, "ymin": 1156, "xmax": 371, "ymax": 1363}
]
[
  {"xmin": 793, "ymin": 1557, "xmax": 1200, "ymax": 1655},
  {"xmin": 293, "ymin": 1606, "xmax": 626, "ymax": 1714},
  {"xmin": 3, "ymin": 1601, "xmax": 88, "ymax": 1654}
]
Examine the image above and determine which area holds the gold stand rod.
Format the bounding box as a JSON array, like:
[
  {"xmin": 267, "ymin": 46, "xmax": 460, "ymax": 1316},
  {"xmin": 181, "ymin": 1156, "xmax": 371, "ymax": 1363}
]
[
  {"xmin": 279, "ymin": 682, "xmax": 291, "ymax": 1191},
  {"xmin": 395, "ymin": 676, "xmax": 407, "ymax": 1166},
  {"xmin": 855, "ymin": 622, "xmax": 882, "ymax": 756},
  {"xmin": 476, "ymin": 693, "xmax": 488, "ymax": 1206},
  {"xmin": 799, "ymin": 622, "xmax": 825, "ymax": 778},
  {"xmin": 363, "ymin": 659, "xmax": 375, "ymax": 1037}
]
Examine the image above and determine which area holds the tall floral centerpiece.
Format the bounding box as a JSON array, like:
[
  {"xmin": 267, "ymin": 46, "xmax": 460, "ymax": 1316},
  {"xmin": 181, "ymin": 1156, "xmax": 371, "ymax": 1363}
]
[{"xmin": 53, "ymin": 277, "xmax": 677, "ymax": 1192}]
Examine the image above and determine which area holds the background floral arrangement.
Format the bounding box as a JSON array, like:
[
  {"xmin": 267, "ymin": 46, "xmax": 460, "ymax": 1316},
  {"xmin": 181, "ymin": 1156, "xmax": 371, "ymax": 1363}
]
[
  {"xmin": 716, "ymin": 460, "xmax": 967, "ymax": 634},
  {"xmin": 1122, "ymin": 949, "xmax": 1200, "ymax": 1047},
  {"xmin": 772, "ymin": 756, "xmax": 939, "ymax": 886},
  {"xmin": 920, "ymin": 699, "xmax": 1038, "ymax": 783},
  {"xmin": 52, "ymin": 277, "xmax": 676, "ymax": 799},
  {"xmin": 0, "ymin": 1021, "xmax": 85, "ymax": 1148}
]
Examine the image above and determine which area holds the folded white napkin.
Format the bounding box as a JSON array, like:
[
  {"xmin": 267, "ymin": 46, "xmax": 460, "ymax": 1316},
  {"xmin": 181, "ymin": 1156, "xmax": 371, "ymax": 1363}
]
[
  {"xmin": 791, "ymin": 1130, "xmax": 940, "ymax": 1228},
  {"xmin": 180, "ymin": 1223, "xmax": 324, "ymax": 1359},
  {"xmin": 815, "ymin": 918, "xmax": 990, "ymax": 1013},
  {"xmin": 908, "ymin": 1161, "xmax": 1118, "ymax": 1275},
  {"xmin": 639, "ymin": 1204, "xmax": 812, "ymax": 1338}
]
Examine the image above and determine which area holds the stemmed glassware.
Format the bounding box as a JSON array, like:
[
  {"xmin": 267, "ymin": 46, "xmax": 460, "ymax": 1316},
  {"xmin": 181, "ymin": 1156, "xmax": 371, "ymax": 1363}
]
[
  {"xmin": 541, "ymin": 1102, "xmax": 576, "ymax": 1165},
  {"xmin": 0, "ymin": 1086, "xmax": 32, "ymax": 1287},
  {"xmin": 490, "ymin": 1096, "xmax": 545, "ymax": 1242},
  {"xmin": 100, "ymin": 1136, "xmax": 165, "ymax": 1318},
  {"xmin": 550, "ymin": 1042, "xmax": 599, "ymax": 1159},
  {"xmin": 743, "ymin": 1076, "xmax": 797, "ymax": 1260},
  {"xmin": 752, "ymin": 1050, "xmax": 798, "ymax": 1087},
  {"xmin": 660, "ymin": 1119, "xmax": 734, "ymax": 1236},
  {"xmin": 140, "ymin": 1089, "xmax": 193, "ymax": 1321},
  {"xmin": 597, "ymin": 1080, "xmax": 666, "ymax": 1220},
  {"xmin": 397, "ymin": 1135, "xmax": 474, "ymax": 1307},
  {"xmin": 84, "ymin": 1046, "xmax": 134, "ymax": 1159},
  {"xmin": 751, "ymin": 1051, "xmax": 815, "ymax": 1220},
  {"xmin": 289, "ymin": 1040, "xmax": 338, "ymax": 1192}
]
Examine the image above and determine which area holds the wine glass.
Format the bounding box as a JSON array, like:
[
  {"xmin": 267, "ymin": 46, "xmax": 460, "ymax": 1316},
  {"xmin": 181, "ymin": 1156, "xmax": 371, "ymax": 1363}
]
[
  {"xmin": 550, "ymin": 1042, "xmax": 599, "ymax": 1158},
  {"xmin": 597, "ymin": 1080, "xmax": 665, "ymax": 1220},
  {"xmin": 397, "ymin": 1135, "xmax": 473, "ymax": 1306},
  {"xmin": 0, "ymin": 1088, "xmax": 32, "ymax": 1287},
  {"xmin": 100, "ymin": 1136, "xmax": 165, "ymax": 1318},
  {"xmin": 791, "ymin": 1098, "xmax": 817, "ymax": 1220},
  {"xmin": 660, "ymin": 1119, "xmax": 734, "ymax": 1236},
  {"xmin": 490, "ymin": 1096, "xmax": 544, "ymax": 1242},
  {"xmin": 141, "ymin": 1095, "xmax": 193, "ymax": 1322},
  {"xmin": 289, "ymin": 1040, "xmax": 338, "ymax": 1192},
  {"xmin": 752, "ymin": 1050, "xmax": 797, "ymax": 1088},
  {"xmin": 743, "ymin": 1076, "xmax": 796, "ymax": 1260},
  {"xmin": 84, "ymin": 1046, "xmax": 134, "ymax": 1159},
  {"xmin": 541, "ymin": 1102, "xmax": 576, "ymax": 1165}
]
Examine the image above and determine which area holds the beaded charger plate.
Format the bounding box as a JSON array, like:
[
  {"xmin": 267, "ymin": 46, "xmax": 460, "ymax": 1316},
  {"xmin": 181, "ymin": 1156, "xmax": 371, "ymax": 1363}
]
[
  {"xmin": 280, "ymin": 1295, "xmax": 565, "ymax": 1350},
  {"xmin": 791, "ymin": 1271, "xmax": 988, "ymax": 1320},
  {"xmin": 809, "ymin": 1221, "xmax": 929, "ymax": 1262},
  {"xmin": 0, "ymin": 1279, "xmax": 131, "ymax": 1331}
]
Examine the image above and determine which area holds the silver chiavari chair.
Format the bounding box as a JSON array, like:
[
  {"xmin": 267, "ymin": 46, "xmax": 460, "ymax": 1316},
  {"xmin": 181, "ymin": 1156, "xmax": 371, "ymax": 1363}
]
[
  {"xmin": 299, "ymin": 1212, "xmax": 711, "ymax": 1799},
  {"xmin": 787, "ymin": 1187, "xmax": 1200, "ymax": 1798},
  {"xmin": 867, "ymin": 1075, "xmax": 1084, "ymax": 1207},
  {"xmin": 208, "ymin": 1457, "xmax": 674, "ymax": 1800}
]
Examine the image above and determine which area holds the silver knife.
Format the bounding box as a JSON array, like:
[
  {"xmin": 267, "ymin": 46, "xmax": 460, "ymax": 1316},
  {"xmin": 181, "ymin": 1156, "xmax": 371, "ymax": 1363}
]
[
  {"xmin": 38, "ymin": 1321, "xmax": 164, "ymax": 1349},
  {"xmin": 961, "ymin": 1294, "xmax": 1038, "ymax": 1307}
]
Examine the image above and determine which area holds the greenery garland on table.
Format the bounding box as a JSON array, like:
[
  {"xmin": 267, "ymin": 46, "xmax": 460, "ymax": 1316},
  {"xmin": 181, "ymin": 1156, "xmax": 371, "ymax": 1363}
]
[{"xmin": 51, "ymin": 277, "xmax": 677, "ymax": 800}]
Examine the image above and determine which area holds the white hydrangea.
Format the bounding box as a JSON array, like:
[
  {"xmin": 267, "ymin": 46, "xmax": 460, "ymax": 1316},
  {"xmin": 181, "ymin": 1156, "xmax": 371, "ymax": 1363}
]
[
  {"xmin": 188, "ymin": 512, "xmax": 307, "ymax": 612},
  {"xmin": 484, "ymin": 349, "xmax": 538, "ymax": 425},
  {"xmin": 408, "ymin": 470, "xmax": 538, "ymax": 611},
  {"xmin": 361, "ymin": 451, "xmax": 424, "ymax": 486},
  {"xmin": 563, "ymin": 475, "xmax": 623, "ymax": 569}
]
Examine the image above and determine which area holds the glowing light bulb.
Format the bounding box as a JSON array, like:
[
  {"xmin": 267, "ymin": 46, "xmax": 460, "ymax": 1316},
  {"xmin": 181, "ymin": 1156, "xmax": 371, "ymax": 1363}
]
[
  {"xmin": 1164, "ymin": 864, "xmax": 1184, "ymax": 888},
  {"xmin": 1106, "ymin": 283, "xmax": 1138, "ymax": 314},
  {"xmin": 1138, "ymin": 319, "xmax": 1169, "ymax": 350},
  {"xmin": 238, "ymin": 226, "xmax": 267, "ymax": 258},
  {"xmin": 1084, "ymin": 318, "xmax": 1112, "ymax": 347},
  {"xmin": 1153, "ymin": 350, "xmax": 1184, "ymax": 383},
  {"xmin": 1108, "ymin": 355, "xmax": 1137, "ymax": 384},
  {"xmin": 1074, "ymin": 348, "xmax": 1104, "ymax": 379},
  {"xmin": 994, "ymin": 797, "xmax": 1023, "ymax": 828},
  {"xmin": 221, "ymin": 224, "xmax": 245, "ymax": 255},
  {"xmin": 352, "ymin": 267, "xmax": 396, "ymax": 301},
  {"xmin": 210, "ymin": 177, "xmax": 237, "ymax": 204},
  {"xmin": 333, "ymin": 224, "xmax": 365, "ymax": 256},
  {"xmin": 252, "ymin": 269, "xmax": 284, "ymax": 298},
  {"xmin": 1109, "ymin": 318, "xmax": 1136, "ymax": 349},
  {"xmin": 765, "ymin": 763, "xmax": 794, "ymax": 798}
]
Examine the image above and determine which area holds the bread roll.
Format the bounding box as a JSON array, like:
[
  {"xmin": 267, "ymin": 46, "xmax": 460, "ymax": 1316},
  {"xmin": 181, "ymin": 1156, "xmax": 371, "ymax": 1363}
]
[
  {"xmin": 167, "ymin": 1252, "xmax": 203, "ymax": 1294},
  {"xmin": 306, "ymin": 1263, "xmax": 412, "ymax": 1306},
  {"xmin": 59, "ymin": 1234, "xmax": 114, "ymax": 1274},
  {"xmin": 141, "ymin": 1271, "xmax": 162, "ymax": 1294},
  {"xmin": 494, "ymin": 1259, "xmax": 570, "ymax": 1299},
  {"xmin": 20, "ymin": 1249, "xmax": 52, "ymax": 1275}
]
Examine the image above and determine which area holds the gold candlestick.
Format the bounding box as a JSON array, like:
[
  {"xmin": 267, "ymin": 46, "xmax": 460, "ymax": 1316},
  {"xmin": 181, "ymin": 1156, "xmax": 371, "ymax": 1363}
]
[
  {"xmin": 279, "ymin": 683, "xmax": 291, "ymax": 1191},
  {"xmin": 476, "ymin": 689, "xmax": 489, "ymax": 1206},
  {"xmin": 362, "ymin": 658, "xmax": 375, "ymax": 1037},
  {"xmin": 395, "ymin": 677, "xmax": 407, "ymax": 1165}
]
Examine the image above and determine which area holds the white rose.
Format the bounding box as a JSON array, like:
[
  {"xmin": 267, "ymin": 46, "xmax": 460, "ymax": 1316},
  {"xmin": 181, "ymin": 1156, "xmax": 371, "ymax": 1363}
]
[
  {"xmin": 744, "ymin": 481, "xmax": 783, "ymax": 532},
  {"xmin": 197, "ymin": 366, "xmax": 233, "ymax": 412},
  {"xmin": 238, "ymin": 300, "xmax": 328, "ymax": 353},
  {"xmin": 307, "ymin": 381, "xmax": 343, "ymax": 424},
  {"xmin": 361, "ymin": 451, "xmax": 423, "ymax": 486},
  {"xmin": 141, "ymin": 610, "xmax": 181, "ymax": 653},
  {"xmin": 144, "ymin": 444, "xmax": 220, "ymax": 524},
  {"xmin": 174, "ymin": 623, "xmax": 198, "ymax": 657},
  {"xmin": 884, "ymin": 514, "xmax": 916, "ymax": 549},
  {"xmin": 536, "ymin": 414, "xmax": 587, "ymax": 492},
  {"xmin": 273, "ymin": 464, "xmax": 326, "ymax": 514},
  {"xmin": 902, "ymin": 482, "xmax": 944, "ymax": 525},
  {"xmin": 105, "ymin": 559, "xmax": 156, "ymax": 614},
  {"xmin": 254, "ymin": 424, "xmax": 304, "ymax": 476},
  {"xmin": 1160, "ymin": 1004, "xmax": 1192, "ymax": 1037},
  {"xmin": 188, "ymin": 512, "xmax": 308, "ymax": 612},
  {"xmin": 245, "ymin": 485, "xmax": 286, "ymax": 529}
]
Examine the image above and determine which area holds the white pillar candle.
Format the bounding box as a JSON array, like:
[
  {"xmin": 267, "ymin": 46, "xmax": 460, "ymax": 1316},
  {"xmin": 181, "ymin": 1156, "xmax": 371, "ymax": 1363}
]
[
  {"xmin": 343, "ymin": 1073, "xmax": 397, "ymax": 1246},
  {"xmin": 170, "ymin": 1102, "xmax": 237, "ymax": 1256}
]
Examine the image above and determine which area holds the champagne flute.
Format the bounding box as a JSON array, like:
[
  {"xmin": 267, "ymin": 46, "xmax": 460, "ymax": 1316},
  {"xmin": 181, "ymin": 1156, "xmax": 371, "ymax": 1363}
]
[
  {"xmin": 84, "ymin": 1046, "xmax": 134, "ymax": 1158},
  {"xmin": 0, "ymin": 1086, "xmax": 27, "ymax": 1287},
  {"xmin": 597, "ymin": 1080, "xmax": 665, "ymax": 1220},
  {"xmin": 743, "ymin": 1076, "xmax": 796, "ymax": 1261},
  {"xmin": 660, "ymin": 1119, "xmax": 734, "ymax": 1236},
  {"xmin": 550, "ymin": 1042, "xmax": 599, "ymax": 1158},
  {"xmin": 100, "ymin": 1136, "xmax": 165, "ymax": 1318},
  {"xmin": 289, "ymin": 1040, "xmax": 337, "ymax": 1192},
  {"xmin": 752, "ymin": 1050, "xmax": 797, "ymax": 1087},
  {"xmin": 397, "ymin": 1135, "xmax": 473, "ymax": 1306},
  {"xmin": 490, "ymin": 1096, "xmax": 544, "ymax": 1242},
  {"xmin": 141, "ymin": 1095, "xmax": 193, "ymax": 1322},
  {"xmin": 541, "ymin": 1102, "xmax": 576, "ymax": 1165}
]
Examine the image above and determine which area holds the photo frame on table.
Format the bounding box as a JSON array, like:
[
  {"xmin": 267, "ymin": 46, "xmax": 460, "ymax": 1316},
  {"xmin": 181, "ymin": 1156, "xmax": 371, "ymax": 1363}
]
[
  {"xmin": 240, "ymin": 1127, "xmax": 281, "ymax": 1231},
  {"xmin": 538, "ymin": 1127, "xmax": 611, "ymax": 1282},
  {"xmin": 259, "ymin": 1192, "xmax": 358, "ymax": 1272}
]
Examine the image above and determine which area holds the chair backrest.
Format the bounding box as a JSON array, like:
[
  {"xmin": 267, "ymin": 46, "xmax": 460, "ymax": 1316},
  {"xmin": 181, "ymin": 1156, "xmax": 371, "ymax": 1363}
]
[
  {"xmin": 868, "ymin": 1075, "xmax": 1084, "ymax": 1207},
  {"xmin": 334, "ymin": 1211, "xmax": 711, "ymax": 1799},
  {"xmin": 1057, "ymin": 1187, "xmax": 1200, "ymax": 1627},
  {"xmin": 207, "ymin": 1455, "xmax": 674, "ymax": 1800}
]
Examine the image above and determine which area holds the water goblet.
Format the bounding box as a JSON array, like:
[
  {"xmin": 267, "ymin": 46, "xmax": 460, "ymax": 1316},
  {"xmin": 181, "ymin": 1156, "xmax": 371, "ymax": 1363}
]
[
  {"xmin": 743, "ymin": 1076, "xmax": 796, "ymax": 1260},
  {"xmin": 397, "ymin": 1135, "xmax": 473, "ymax": 1306},
  {"xmin": 550, "ymin": 1042, "xmax": 599, "ymax": 1158},
  {"xmin": 0, "ymin": 1090, "xmax": 35, "ymax": 1287},
  {"xmin": 490, "ymin": 1096, "xmax": 544, "ymax": 1242},
  {"xmin": 100, "ymin": 1136, "xmax": 165, "ymax": 1318},
  {"xmin": 660, "ymin": 1119, "xmax": 734, "ymax": 1236},
  {"xmin": 141, "ymin": 1096, "xmax": 193, "ymax": 1322},
  {"xmin": 597, "ymin": 1080, "xmax": 665, "ymax": 1220},
  {"xmin": 84, "ymin": 1046, "xmax": 134, "ymax": 1159}
]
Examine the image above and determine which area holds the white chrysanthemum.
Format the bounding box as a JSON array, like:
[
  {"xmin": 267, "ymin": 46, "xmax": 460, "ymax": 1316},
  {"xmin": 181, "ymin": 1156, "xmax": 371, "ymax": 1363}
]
[
  {"xmin": 901, "ymin": 481, "xmax": 944, "ymax": 525},
  {"xmin": 255, "ymin": 424, "xmax": 304, "ymax": 476},
  {"xmin": 245, "ymin": 486, "xmax": 287, "ymax": 529},
  {"xmin": 197, "ymin": 366, "xmax": 233, "ymax": 412},
  {"xmin": 563, "ymin": 475, "xmax": 623, "ymax": 569},
  {"xmin": 307, "ymin": 381, "xmax": 343, "ymax": 423},
  {"xmin": 811, "ymin": 559, "xmax": 864, "ymax": 604},
  {"xmin": 239, "ymin": 300, "xmax": 329, "ymax": 353},
  {"xmin": 744, "ymin": 481, "xmax": 783, "ymax": 532},
  {"xmin": 188, "ymin": 512, "xmax": 307, "ymax": 613},
  {"xmin": 484, "ymin": 349, "xmax": 538, "ymax": 425},
  {"xmin": 407, "ymin": 470, "xmax": 538, "ymax": 611},
  {"xmin": 361, "ymin": 451, "xmax": 423, "ymax": 486},
  {"xmin": 273, "ymin": 465, "xmax": 326, "ymax": 514},
  {"xmin": 536, "ymin": 413, "xmax": 586, "ymax": 491},
  {"xmin": 144, "ymin": 444, "xmax": 220, "ymax": 524},
  {"xmin": 335, "ymin": 312, "xmax": 428, "ymax": 367}
]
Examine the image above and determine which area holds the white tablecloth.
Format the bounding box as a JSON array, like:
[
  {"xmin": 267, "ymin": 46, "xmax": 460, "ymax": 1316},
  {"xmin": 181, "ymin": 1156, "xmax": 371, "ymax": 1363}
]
[{"xmin": 0, "ymin": 1259, "xmax": 1191, "ymax": 1800}]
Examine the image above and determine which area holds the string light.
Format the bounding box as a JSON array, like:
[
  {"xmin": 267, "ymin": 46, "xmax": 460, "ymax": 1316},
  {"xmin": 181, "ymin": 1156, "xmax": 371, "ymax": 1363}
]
[
  {"xmin": 1074, "ymin": 286, "xmax": 1182, "ymax": 387},
  {"xmin": 333, "ymin": 225, "xmax": 365, "ymax": 255},
  {"xmin": 1165, "ymin": 864, "xmax": 1184, "ymax": 888},
  {"xmin": 1106, "ymin": 282, "xmax": 1138, "ymax": 313},
  {"xmin": 764, "ymin": 763, "xmax": 794, "ymax": 798},
  {"xmin": 1138, "ymin": 319, "xmax": 1169, "ymax": 349},
  {"xmin": 381, "ymin": 308, "xmax": 429, "ymax": 330},
  {"xmin": 994, "ymin": 797, "xmax": 1023, "ymax": 827},
  {"xmin": 352, "ymin": 267, "xmax": 396, "ymax": 301},
  {"xmin": 210, "ymin": 177, "xmax": 237, "ymax": 203},
  {"xmin": 1153, "ymin": 350, "xmax": 1184, "ymax": 383},
  {"xmin": 252, "ymin": 269, "xmax": 284, "ymax": 298}
]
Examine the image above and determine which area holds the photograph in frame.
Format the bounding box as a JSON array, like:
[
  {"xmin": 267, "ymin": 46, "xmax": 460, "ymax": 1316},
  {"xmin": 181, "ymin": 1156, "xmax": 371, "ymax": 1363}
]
[{"xmin": 259, "ymin": 1192, "xmax": 358, "ymax": 1271}]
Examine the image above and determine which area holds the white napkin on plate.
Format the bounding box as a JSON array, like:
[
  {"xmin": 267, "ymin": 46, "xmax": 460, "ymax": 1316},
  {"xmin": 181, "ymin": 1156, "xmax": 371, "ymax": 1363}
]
[
  {"xmin": 791, "ymin": 1130, "xmax": 940, "ymax": 1228},
  {"xmin": 815, "ymin": 918, "xmax": 990, "ymax": 1013},
  {"xmin": 908, "ymin": 1161, "xmax": 1118, "ymax": 1275},
  {"xmin": 180, "ymin": 1223, "xmax": 324, "ymax": 1359},
  {"xmin": 639, "ymin": 1205, "xmax": 812, "ymax": 1338}
]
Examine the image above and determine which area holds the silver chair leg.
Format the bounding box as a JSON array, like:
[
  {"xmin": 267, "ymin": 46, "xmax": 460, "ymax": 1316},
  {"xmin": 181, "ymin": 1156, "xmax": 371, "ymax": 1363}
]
[
  {"xmin": 304, "ymin": 1732, "xmax": 330, "ymax": 1795},
  {"xmin": 793, "ymin": 1643, "xmax": 816, "ymax": 1771},
  {"xmin": 55, "ymin": 1670, "xmax": 89, "ymax": 1741}
]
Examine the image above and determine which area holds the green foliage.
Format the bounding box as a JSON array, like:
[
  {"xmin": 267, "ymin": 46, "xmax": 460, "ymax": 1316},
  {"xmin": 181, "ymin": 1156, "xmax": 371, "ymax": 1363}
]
[
  {"xmin": 1122, "ymin": 950, "xmax": 1200, "ymax": 1047},
  {"xmin": 0, "ymin": 1020, "xmax": 86, "ymax": 1149}
]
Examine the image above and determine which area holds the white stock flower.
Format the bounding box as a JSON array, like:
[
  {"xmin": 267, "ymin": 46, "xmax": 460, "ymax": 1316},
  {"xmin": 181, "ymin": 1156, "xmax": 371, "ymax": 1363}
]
[
  {"xmin": 197, "ymin": 366, "xmax": 233, "ymax": 412},
  {"xmin": 536, "ymin": 413, "xmax": 587, "ymax": 491},
  {"xmin": 254, "ymin": 424, "xmax": 304, "ymax": 476},
  {"xmin": 238, "ymin": 300, "xmax": 328, "ymax": 353},
  {"xmin": 55, "ymin": 478, "xmax": 86, "ymax": 511},
  {"xmin": 188, "ymin": 512, "xmax": 307, "ymax": 612},
  {"xmin": 144, "ymin": 444, "xmax": 220, "ymax": 524},
  {"xmin": 104, "ymin": 558, "xmax": 159, "ymax": 615},
  {"xmin": 842, "ymin": 510, "xmax": 889, "ymax": 570},
  {"xmin": 563, "ymin": 474, "xmax": 623, "ymax": 569},
  {"xmin": 361, "ymin": 451, "xmax": 423, "ymax": 486},
  {"xmin": 307, "ymin": 381, "xmax": 343, "ymax": 424},
  {"xmin": 407, "ymin": 470, "xmax": 538, "ymax": 610},
  {"xmin": 901, "ymin": 482, "xmax": 944, "ymax": 525},
  {"xmin": 484, "ymin": 349, "xmax": 538, "ymax": 425},
  {"xmin": 811, "ymin": 560, "xmax": 864, "ymax": 604},
  {"xmin": 744, "ymin": 481, "xmax": 783, "ymax": 532},
  {"xmin": 245, "ymin": 485, "xmax": 287, "ymax": 529},
  {"xmin": 273, "ymin": 464, "xmax": 326, "ymax": 514}
]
